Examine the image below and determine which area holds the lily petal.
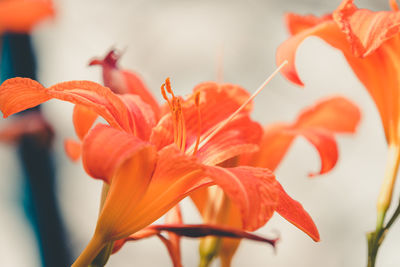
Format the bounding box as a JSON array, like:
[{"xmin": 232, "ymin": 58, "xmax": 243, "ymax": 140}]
[
  {"xmin": 206, "ymin": 166, "xmax": 279, "ymax": 231},
  {"xmin": 0, "ymin": 78, "xmax": 138, "ymax": 133},
  {"xmin": 82, "ymin": 124, "xmax": 154, "ymax": 183},
  {"xmin": 101, "ymin": 145, "xmax": 212, "ymax": 240},
  {"xmin": 276, "ymin": 14, "xmax": 349, "ymax": 86},
  {"xmin": 244, "ymin": 96, "xmax": 360, "ymax": 176},
  {"xmin": 64, "ymin": 139, "xmax": 81, "ymax": 161},
  {"xmin": 73, "ymin": 105, "xmax": 98, "ymax": 140},
  {"xmin": 333, "ymin": 0, "xmax": 400, "ymax": 57},
  {"xmin": 275, "ymin": 183, "xmax": 320, "ymax": 241}
]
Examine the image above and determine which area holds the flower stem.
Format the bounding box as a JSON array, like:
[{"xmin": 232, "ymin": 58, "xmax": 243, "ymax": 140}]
[
  {"xmin": 72, "ymin": 234, "xmax": 106, "ymax": 267},
  {"xmin": 367, "ymin": 144, "xmax": 400, "ymax": 267}
]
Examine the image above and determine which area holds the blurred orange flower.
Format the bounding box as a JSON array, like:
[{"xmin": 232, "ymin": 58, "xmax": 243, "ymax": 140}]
[
  {"xmin": 277, "ymin": 0, "xmax": 400, "ymax": 231},
  {"xmin": 0, "ymin": 0, "xmax": 54, "ymax": 33}
]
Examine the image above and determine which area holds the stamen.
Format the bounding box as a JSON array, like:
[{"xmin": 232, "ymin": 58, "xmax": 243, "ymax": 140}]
[
  {"xmin": 191, "ymin": 60, "xmax": 288, "ymax": 152},
  {"xmin": 165, "ymin": 77, "xmax": 175, "ymax": 97},
  {"xmin": 193, "ymin": 91, "xmax": 202, "ymax": 155}
]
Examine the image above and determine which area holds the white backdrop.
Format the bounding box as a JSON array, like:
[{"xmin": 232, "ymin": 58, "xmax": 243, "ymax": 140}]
[{"xmin": 0, "ymin": 0, "xmax": 399, "ymax": 266}]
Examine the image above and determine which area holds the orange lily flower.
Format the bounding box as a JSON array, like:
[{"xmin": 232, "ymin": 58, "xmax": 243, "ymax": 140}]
[
  {"xmin": 192, "ymin": 96, "xmax": 360, "ymax": 266},
  {"xmin": 0, "ymin": 73, "xmax": 287, "ymax": 266},
  {"xmin": 276, "ymin": 0, "xmax": 400, "ymax": 264},
  {"xmin": 0, "ymin": 0, "xmax": 54, "ymax": 33}
]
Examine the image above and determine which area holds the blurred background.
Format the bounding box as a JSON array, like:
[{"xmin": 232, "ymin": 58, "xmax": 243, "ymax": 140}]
[{"xmin": 0, "ymin": 0, "xmax": 398, "ymax": 266}]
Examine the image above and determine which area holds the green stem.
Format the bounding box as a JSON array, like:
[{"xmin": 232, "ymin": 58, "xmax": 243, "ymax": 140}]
[{"xmin": 367, "ymin": 145, "xmax": 400, "ymax": 267}]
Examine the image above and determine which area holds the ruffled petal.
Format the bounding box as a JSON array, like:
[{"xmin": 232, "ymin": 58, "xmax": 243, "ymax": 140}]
[
  {"xmin": 0, "ymin": 0, "xmax": 54, "ymax": 33},
  {"xmin": 333, "ymin": 0, "xmax": 400, "ymax": 57},
  {"xmin": 82, "ymin": 124, "xmax": 154, "ymax": 183},
  {"xmin": 0, "ymin": 78, "xmax": 51, "ymax": 117},
  {"xmin": 275, "ymin": 183, "xmax": 320, "ymax": 241},
  {"xmin": 205, "ymin": 166, "xmax": 279, "ymax": 231},
  {"xmin": 0, "ymin": 78, "xmax": 137, "ymax": 133},
  {"xmin": 64, "ymin": 139, "xmax": 81, "ymax": 161}
]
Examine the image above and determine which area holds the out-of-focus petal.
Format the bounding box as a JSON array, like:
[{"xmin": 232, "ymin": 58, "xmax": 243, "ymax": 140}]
[
  {"xmin": 82, "ymin": 124, "xmax": 154, "ymax": 183},
  {"xmin": 206, "ymin": 166, "xmax": 279, "ymax": 231},
  {"xmin": 73, "ymin": 105, "xmax": 98, "ymax": 140},
  {"xmin": 0, "ymin": 0, "xmax": 54, "ymax": 33},
  {"xmin": 241, "ymin": 123, "xmax": 295, "ymax": 171},
  {"xmin": 244, "ymin": 96, "xmax": 360, "ymax": 175},
  {"xmin": 89, "ymin": 50, "xmax": 161, "ymax": 118},
  {"xmin": 333, "ymin": 0, "xmax": 400, "ymax": 57},
  {"xmin": 276, "ymin": 14, "xmax": 349, "ymax": 86},
  {"xmin": 64, "ymin": 139, "xmax": 81, "ymax": 161},
  {"xmin": 301, "ymin": 128, "xmax": 338, "ymax": 177},
  {"xmin": 275, "ymin": 183, "xmax": 320, "ymax": 241},
  {"xmin": 0, "ymin": 112, "xmax": 53, "ymax": 144},
  {"xmin": 294, "ymin": 96, "xmax": 361, "ymax": 132}
]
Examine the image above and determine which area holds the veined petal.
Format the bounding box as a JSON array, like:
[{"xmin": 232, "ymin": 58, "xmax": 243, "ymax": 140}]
[
  {"xmin": 333, "ymin": 0, "xmax": 400, "ymax": 57},
  {"xmin": 82, "ymin": 124, "xmax": 154, "ymax": 183},
  {"xmin": 0, "ymin": 78, "xmax": 51, "ymax": 117},
  {"xmin": 0, "ymin": 0, "xmax": 54, "ymax": 33},
  {"xmin": 64, "ymin": 139, "xmax": 81, "ymax": 161},
  {"xmin": 206, "ymin": 166, "xmax": 279, "ymax": 231},
  {"xmin": 275, "ymin": 183, "xmax": 320, "ymax": 241},
  {"xmin": 0, "ymin": 78, "xmax": 135, "ymax": 133},
  {"xmin": 101, "ymin": 145, "xmax": 212, "ymax": 240}
]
